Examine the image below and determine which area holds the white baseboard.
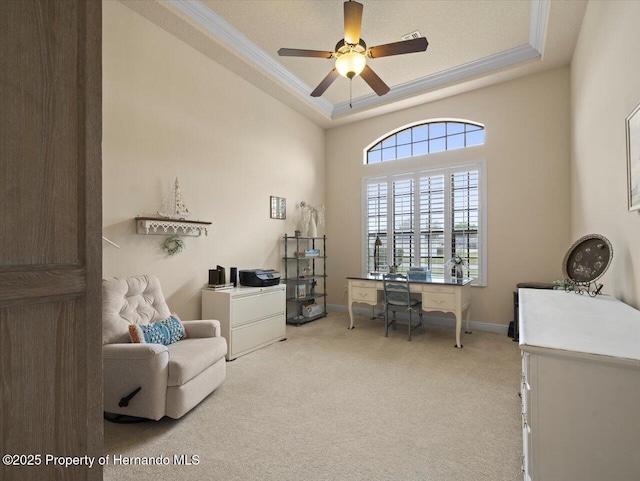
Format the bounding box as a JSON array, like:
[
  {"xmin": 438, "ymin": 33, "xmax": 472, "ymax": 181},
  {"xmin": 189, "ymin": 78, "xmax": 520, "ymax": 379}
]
[{"xmin": 326, "ymin": 304, "xmax": 508, "ymax": 335}]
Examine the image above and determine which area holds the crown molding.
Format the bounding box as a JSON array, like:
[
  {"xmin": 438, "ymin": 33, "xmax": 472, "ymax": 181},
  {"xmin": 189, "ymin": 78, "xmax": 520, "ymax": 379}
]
[
  {"xmin": 333, "ymin": 0, "xmax": 548, "ymax": 117},
  {"xmin": 167, "ymin": 0, "xmax": 334, "ymax": 118},
  {"xmin": 529, "ymin": 0, "xmax": 550, "ymax": 53},
  {"xmin": 167, "ymin": 0, "xmax": 548, "ymax": 121},
  {"xmin": 332, "ymin": 44, "xmax": 540, "ymax": 117}
]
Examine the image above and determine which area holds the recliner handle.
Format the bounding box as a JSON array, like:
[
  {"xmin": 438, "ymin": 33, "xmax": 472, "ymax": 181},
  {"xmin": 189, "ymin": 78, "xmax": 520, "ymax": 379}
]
[{"xmin": 118, "ymin": 386, "xmax": 142, "ymax": 407}]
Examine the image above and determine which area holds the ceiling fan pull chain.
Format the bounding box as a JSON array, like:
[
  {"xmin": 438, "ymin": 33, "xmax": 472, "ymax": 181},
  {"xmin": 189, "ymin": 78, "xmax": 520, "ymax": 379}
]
[{"xmin": 350, "ymin": 78, "xmax": 353, "ymax": 109}]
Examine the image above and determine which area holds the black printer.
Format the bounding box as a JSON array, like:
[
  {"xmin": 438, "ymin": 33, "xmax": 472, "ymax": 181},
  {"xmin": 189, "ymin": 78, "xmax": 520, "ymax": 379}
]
[{"xmin": 239, "ymin": 269, "xmax": 281, "ymax": 287}]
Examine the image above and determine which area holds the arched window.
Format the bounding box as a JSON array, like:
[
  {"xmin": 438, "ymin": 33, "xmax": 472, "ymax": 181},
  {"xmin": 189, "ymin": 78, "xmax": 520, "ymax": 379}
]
[
  {"xmin": 362, "ymin": 119, "xmax": 487, "ymax": 285},
  {"xmin": 366, "ymin": 121, "xmax": 484, "ymax": 164}
]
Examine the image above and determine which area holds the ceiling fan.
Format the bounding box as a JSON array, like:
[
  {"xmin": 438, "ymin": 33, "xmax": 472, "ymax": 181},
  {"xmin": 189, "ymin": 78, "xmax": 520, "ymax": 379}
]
[{"xmin": 278, "ymin": 0, "xmax": 428, "ymax": 99}]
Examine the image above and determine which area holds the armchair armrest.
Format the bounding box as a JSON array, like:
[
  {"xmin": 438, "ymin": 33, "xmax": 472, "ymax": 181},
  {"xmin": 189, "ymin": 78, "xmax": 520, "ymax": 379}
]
[
  {"xmin": 102, "ymin": 343, "xmax": 169, "ymax": 420},
  {"xmin": 103, "ymin": 342, "xmax": 168, "ymax": 359},
  {"xmin": 183, "ymin": 319, "xmax": 220, "ymax": 338}
]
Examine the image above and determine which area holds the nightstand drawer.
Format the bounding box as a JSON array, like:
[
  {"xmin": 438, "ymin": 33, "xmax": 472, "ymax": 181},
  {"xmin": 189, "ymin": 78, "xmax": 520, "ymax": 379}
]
[
  {"xmin": 352, "ymin": 287, "xmax": 378, "ymax": 303},
  {"xmin": 422, "ymin": 285, "xmax": 455, "ymax": 295},
  {"xmin": 422, "ymin": 292, "xmax": 456, "ymax": 310}
]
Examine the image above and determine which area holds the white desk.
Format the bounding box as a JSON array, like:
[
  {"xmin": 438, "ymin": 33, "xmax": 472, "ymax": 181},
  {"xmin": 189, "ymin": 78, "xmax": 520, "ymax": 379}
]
[{"xmin": 347, "ymin": 275, "xmax": 472, "ymax": 348}]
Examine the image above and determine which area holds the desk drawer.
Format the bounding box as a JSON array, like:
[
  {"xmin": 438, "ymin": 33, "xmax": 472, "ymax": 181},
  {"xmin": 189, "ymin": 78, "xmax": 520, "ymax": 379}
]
[
  {"xmin": 422, "ymin": 292, "xmax": 456, "ymax": 310},
  {"xmin": 350, "ymin": 280, "xmax": 375, "ymax": 288},
  {"xmin": 352, "ymin": 287, "xmax": 378, "ymax": 303},
  {"xmin": 422, "ymin": 285, "xmax": 455, "ymax": 295}
]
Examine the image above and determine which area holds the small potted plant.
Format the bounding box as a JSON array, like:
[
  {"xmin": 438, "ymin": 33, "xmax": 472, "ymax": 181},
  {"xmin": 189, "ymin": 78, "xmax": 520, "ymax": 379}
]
[{"xmin": 445, "ymin": 254, "xmax": 468, "ymax": 279}]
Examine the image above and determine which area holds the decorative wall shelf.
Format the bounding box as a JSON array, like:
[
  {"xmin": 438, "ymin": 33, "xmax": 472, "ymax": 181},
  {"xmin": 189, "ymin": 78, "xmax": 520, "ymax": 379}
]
[{"xmin": 135, "ymin": 217, "xmax": 212, "ymax": 237}]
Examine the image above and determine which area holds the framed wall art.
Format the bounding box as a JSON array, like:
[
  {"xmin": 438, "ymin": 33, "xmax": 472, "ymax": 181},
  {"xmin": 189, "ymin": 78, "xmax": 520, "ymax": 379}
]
[
  {"xmin": 270, "ymin": 196, "xmax": 286, "ymax": 219},
  {"xmin": 626, "ymin": 102, "xmax": 640, "ymax": 211}
]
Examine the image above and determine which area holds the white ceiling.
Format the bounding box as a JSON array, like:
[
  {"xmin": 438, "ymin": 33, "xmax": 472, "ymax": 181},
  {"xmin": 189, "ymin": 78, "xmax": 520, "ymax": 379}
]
[{"xmin": 119, "ymin": 0, "xmax": 588, "ymax": 128}]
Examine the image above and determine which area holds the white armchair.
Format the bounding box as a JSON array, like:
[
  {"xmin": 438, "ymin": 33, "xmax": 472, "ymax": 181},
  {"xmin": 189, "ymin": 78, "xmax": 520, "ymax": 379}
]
[{"xmin": 102, "ymin": 275, "xmax": 227, "ymax": 420}]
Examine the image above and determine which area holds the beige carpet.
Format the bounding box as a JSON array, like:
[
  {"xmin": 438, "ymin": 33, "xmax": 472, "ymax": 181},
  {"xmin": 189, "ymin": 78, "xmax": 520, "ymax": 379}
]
[{"xmin": 104, "ymin": 311, "xmax": 522, "ymax": 481}]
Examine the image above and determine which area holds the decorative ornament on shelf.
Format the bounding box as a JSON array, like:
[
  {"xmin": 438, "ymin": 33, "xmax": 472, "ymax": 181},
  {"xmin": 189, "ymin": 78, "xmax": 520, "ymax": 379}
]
[
  {"xmin": 162, "ymin": 235, "xmax": 184, "ymax": 255},
  {"xmin": 309, "ymin": 216, "xmax": 318, "ymax": 238},
  {"xmin": 136, "ymin": 177, "xmax": 211, "ymax": 237},
  {"xmin": 158, "ymin": 177, "xmax": 190, "ymax": 220},
  {"xmin": 560, "ymin": 233, "xmax": 613, "ymax": 297},
  {"xmin": 552, "ymin": 279, "xmax": 573, "ymax": 291},
  {"xmin": 445, "ymin": 255, "xmax": 468, "ymax": 279},
  {"xmin": 299, "ymin": 201, "xmax": 325, "ymax": 238}
]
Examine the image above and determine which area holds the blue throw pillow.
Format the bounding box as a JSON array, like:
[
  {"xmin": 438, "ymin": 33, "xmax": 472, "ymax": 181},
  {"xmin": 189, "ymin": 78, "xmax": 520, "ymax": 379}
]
[{"xmin": 129, "ymin": 315, "xmax": 185, "ymax": 345}]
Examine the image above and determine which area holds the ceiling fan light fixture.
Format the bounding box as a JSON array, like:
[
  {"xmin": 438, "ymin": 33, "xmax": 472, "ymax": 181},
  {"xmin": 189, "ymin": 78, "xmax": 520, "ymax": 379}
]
[
  {"xmin": 278, "ymin": 0, "xmax": 427, "ymax": 98},
  {"xmin": 335, "ymin": 51, "xmax": 366, "ymax": 79}
]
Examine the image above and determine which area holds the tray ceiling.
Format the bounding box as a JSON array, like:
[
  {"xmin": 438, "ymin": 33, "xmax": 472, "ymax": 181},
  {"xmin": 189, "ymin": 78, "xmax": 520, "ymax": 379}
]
[{"xmin": 119, "ymin": 0, "xmax": 588, "ymax": 127}]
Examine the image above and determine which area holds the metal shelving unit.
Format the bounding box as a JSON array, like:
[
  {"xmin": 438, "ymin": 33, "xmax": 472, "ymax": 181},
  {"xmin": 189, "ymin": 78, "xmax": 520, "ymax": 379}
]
[{"xmin": 283, "ymin": 235, "xmax": 327, "ymax": 325}]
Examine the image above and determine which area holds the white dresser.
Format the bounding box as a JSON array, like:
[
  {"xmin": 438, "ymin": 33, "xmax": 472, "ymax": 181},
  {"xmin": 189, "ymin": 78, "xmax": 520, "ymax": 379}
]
[
  {"xmin": 519, "ymin": 289, "xmax": 640, "ymax": 481},
  {"xmin": 202, "ymin": 284, "xmax": 286, "ymax": 360}
]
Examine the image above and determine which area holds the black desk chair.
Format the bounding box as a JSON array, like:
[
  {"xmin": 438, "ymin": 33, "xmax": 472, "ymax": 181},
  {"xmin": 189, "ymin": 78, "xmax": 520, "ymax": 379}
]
[{"xmin": 383, "ymin": 273, "xmax": 424, "ymax": 341}]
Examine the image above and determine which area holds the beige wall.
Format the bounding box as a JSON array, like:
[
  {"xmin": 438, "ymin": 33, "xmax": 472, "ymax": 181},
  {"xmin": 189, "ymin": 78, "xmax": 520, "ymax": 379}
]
[
  {"xmin": 326, "ymin": 68, "xmax": 572, "ymax": 326},
  {"xmin": 571, "ymin": 0, "xmax": 640, "ymax": 309},
  {"xmin": 102, "ymin": 1, "xmax": 325, "ymax": 320}
]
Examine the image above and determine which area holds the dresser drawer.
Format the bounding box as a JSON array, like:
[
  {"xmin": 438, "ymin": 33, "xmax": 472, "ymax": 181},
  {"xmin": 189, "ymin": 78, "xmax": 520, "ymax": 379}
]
[
  {"xmin": 231, "ymin": 289, "xmax": 285, "ymax": 327},
  {"xmin": 230, "ymin": 314, "xmax": 285, "ymax": 359},
  {"xmin": 521, "ymin": 379, "xmax": 529, "ymax": 426},
  {"xmin": 422, "ymin": 292, "xmax": 456, "ymax": 310},
  {"xmin": 521, "ymin": 351, "xmax": 530, "ymax": 386},
  {"xmin": 351, "ymin": 287, "xmax": 378, "ymax": 303},
  {"xmin": 422, "ymin": 285, "xmax": 455, "ymax": 295},
  {"xmin": 522, "ymin": 422, "xmax": 532, "ymax": 480}
]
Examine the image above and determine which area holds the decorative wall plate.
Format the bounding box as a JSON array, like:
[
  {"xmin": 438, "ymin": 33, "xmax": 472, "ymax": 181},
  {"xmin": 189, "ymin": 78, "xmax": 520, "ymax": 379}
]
[{"xmin": 562, "ymin": 234, "xmax": 613, "ymax": 283}]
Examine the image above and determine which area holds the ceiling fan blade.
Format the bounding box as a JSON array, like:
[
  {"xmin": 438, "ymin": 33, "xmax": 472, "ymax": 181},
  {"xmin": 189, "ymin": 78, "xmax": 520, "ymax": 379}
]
[
  {"xmin": 344, "ymin": 1, "xmax": 363, "ymax": 45},
  {"xmin": 368, "ymin": 37, "xmax": 428, "ymax": 58},
  {"xmin": 360, "ymin": 65, "xmax": 390, "ymax": 96},
  {"xmin": 278, "ymin": 48, "xmax": 333, "ymax": 58},
  {"xmin": 311, "ymin": 69, "xmax": 340, "ymax": 97}
]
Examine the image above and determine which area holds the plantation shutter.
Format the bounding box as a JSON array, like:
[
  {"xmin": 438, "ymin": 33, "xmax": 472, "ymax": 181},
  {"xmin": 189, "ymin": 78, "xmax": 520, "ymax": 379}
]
[
  {"xmin": 365, "ymin": 181, "xmax": 387, "ymax": 273},
  {"xmin": 419, "ymin": 174, "xmax": 446, "ymax": 276},
  {"xmin": 450, "ymin": 170, "xmax": 480, "ymax": 279},
  {"xmin": 363, "ymin": 164, "xmax": 483, "ymax": 284},
  {"xmin": 392, "ymin": 178, "xmax": 415, "ymax": 272}
]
